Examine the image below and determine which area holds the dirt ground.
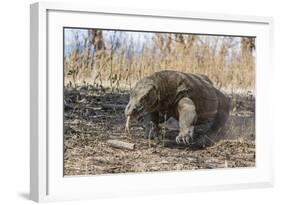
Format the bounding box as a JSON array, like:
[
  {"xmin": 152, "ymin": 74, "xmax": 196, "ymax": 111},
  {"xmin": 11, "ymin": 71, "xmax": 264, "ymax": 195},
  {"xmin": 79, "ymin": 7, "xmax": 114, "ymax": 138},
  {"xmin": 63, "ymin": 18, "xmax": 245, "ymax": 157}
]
[{"xmin": 63, "ymin": 86, "xmax": 255, "ymax": 176}]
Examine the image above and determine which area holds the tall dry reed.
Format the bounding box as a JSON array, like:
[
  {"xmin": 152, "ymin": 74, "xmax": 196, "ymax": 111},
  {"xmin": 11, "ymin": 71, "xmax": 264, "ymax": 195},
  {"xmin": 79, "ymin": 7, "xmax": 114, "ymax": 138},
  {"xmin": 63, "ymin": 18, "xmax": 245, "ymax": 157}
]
[{"xmin": 64, "ymin": 32, "xmax": 255, "ymax": 93}]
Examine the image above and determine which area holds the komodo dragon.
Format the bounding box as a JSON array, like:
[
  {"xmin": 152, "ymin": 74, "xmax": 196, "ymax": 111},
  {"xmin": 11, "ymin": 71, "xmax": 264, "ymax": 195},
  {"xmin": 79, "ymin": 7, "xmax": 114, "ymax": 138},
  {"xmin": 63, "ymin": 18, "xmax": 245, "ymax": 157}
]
[{"xmin": 124, "ymin": 70, "xmax": 230, "ymax": 147}]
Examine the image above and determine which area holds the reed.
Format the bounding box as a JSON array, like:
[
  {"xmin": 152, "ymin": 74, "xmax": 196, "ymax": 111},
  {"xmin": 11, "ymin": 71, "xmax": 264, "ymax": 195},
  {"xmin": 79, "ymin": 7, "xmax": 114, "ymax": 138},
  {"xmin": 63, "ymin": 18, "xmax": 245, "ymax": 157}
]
[{"xmin": 64, "ymin": 32, "xmax": 255, "ymax": 93}]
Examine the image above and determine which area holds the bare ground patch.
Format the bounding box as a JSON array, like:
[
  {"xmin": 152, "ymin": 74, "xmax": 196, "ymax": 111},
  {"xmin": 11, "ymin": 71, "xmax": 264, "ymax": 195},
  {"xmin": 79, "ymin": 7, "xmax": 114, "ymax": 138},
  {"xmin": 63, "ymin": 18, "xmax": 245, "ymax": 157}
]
[{"xmin": 63, "ymin": 86, "xmax": 255, "ymax": 176}]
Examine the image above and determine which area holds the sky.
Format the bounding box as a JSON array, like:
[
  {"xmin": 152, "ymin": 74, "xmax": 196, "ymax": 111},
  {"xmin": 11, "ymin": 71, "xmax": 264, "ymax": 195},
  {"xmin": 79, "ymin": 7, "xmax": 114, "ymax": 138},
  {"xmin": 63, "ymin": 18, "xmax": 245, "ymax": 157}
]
[
  {"xmin": 64, "ymin": 28, "xmax": 153, "ymax": 46},
  {"xmin": 64, "ymin": 28, "xmax": 154, "ymax": 55},
  {"xmin": 63, "ymin": 28, "xmax": 246, "ymax": 58}
]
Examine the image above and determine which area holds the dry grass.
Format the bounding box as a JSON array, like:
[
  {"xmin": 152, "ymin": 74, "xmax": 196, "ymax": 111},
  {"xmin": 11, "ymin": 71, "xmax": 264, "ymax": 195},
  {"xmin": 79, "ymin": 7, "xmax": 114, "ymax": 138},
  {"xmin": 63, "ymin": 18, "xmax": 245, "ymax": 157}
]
[{"xmin": 64, "ymin": 32, "xmax": 255, "ymax": 92}]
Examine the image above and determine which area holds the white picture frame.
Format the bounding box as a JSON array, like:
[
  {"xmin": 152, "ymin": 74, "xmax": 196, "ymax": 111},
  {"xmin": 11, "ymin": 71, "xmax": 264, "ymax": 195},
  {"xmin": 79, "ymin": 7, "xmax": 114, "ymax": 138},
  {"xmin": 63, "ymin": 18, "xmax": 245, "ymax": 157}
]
[{"xmin": 30, "ymin": 2, "xmax": 274, "ymax": 202}]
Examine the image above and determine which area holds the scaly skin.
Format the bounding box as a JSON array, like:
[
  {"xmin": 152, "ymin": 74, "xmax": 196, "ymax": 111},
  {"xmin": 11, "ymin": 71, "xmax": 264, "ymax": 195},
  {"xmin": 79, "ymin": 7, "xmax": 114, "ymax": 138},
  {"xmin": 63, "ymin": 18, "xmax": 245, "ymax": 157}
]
[{"xmin": 125, "ymin": 70, "xmax": 230, "ymax": 147}]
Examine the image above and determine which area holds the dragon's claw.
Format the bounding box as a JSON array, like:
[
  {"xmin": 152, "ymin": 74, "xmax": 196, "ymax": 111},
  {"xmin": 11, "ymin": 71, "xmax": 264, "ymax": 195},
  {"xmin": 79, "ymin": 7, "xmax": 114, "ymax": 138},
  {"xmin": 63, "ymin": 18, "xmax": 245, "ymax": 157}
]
[
  {"xmin": 176, "ymin": 127, "xmax": 194, "ymax": 145},
  {"xmin": 176, "ymin": 135, "xmax": 182, "ymax": 144},
  {"xmin": 176, "ymin": 135, "xmax": 189, "ymax": 145}
]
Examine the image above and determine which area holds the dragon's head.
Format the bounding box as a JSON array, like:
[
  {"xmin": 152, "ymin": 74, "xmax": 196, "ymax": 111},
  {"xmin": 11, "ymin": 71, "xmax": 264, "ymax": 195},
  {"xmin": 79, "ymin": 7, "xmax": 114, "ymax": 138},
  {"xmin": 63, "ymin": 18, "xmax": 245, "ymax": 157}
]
[{"xmin": 125, "ymin": 79, "xmax": 158, "ymax": 120}]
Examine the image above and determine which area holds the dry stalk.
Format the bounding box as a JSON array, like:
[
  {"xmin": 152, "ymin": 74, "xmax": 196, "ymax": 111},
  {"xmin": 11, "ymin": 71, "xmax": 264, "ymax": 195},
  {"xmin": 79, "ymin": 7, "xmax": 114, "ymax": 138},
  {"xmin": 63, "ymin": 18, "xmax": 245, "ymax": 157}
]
[{"xmin": 64, "ymin": 32, "xmax": 255, "ymax": 92}]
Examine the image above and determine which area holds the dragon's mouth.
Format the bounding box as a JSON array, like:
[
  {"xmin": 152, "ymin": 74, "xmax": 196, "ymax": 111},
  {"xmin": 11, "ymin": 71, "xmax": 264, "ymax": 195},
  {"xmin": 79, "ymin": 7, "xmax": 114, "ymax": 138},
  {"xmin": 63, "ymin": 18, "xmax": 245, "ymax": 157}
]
[
  {"xmin": 128, "ymin": 105, "xmax": 145, "ymax": 119},
  {"xmin": 125, "ymin": 99, "xmax": 158, "ymax": 136},
  {"xmin": 135, "ymin": 105, "xmax": 145, "ymax": 116}
]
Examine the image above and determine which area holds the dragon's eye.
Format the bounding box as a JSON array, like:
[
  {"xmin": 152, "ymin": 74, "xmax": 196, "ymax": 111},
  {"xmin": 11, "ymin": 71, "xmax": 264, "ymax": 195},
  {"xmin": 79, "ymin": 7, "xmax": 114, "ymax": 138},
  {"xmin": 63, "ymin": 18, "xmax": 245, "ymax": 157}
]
[{"xmin": 130, "ymin": 92, "xmax": 136, "ymax": 98}]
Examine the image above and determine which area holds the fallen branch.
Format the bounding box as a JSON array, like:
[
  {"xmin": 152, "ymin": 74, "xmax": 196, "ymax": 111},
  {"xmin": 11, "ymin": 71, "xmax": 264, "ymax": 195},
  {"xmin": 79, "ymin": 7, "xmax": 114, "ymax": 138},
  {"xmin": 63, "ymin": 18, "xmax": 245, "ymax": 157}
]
[
  {"xmin": 107, "ymin": 140, "xmax": 135, "ymax": 150},
  {"xmin": 83, "ymin": 106, "xmax": 102, "ymax": 111}
]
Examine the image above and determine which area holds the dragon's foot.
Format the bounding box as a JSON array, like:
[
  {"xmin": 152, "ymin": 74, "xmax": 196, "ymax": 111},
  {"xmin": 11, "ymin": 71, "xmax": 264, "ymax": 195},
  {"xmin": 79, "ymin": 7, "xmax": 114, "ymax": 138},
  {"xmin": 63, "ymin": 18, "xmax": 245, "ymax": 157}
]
[
  {"xmin": 176, "ymin": 134, "xmax": 192, "ymax": 145},
  {"xmin": 176, "ymin": 126, "xmax": 194, "ymax": 145}
]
